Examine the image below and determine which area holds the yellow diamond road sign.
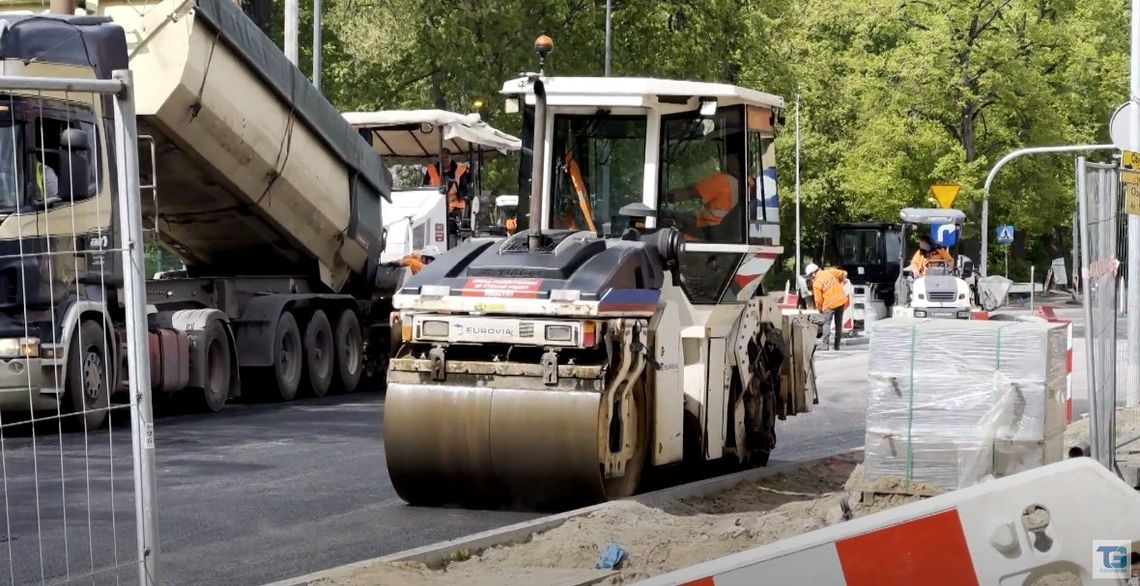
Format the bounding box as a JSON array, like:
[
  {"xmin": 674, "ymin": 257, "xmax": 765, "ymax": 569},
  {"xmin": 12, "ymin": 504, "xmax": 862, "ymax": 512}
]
[
  {"xmin": 930, "ymin": 183, "xmax": 961, "ymax": 209},
  {"xmin": 1124, "ymin": 151, "xmax": 1140, "ymax": 216}
]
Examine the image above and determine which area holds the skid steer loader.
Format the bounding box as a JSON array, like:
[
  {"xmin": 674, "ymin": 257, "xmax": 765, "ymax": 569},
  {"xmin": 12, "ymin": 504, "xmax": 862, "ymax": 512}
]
[{"xmin": 382, "ymin": 38, "xmax": 818, "ymax": 509}]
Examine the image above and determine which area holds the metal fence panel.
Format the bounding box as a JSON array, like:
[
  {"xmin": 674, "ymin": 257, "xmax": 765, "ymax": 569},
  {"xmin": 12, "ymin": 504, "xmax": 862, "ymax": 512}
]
[
  {"xmin": 1077, "ymin": 158, "xmax": 1122, "ymax": 470},
  {"xmin": 0, "ymin": 72, "xmax": 157, "ymax": 585}
]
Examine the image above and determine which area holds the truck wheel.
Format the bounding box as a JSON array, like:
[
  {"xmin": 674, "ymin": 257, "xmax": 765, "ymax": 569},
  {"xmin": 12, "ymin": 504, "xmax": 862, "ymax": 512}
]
[
  {"xmin": 195, "ymin": 321, "xmax": 231, "ymax": 412},
  {"xmin": 269, "ymin": 311, "xmax": 303, "ymax": 401},
  {"xmin": 331, "ymin": 310, "xmax": 362, "ymax": 394},
  {"xmin": 64, "ymin": 320, "xmax": 110, "ymax": 430},
  {"xmin": 302, "ymin": 310, "xmax": 334, "ymax": 398}
]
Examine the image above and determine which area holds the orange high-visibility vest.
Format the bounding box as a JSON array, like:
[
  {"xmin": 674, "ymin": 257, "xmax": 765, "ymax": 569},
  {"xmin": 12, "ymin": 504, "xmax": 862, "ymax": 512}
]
[
  {"xmin": 426, "ymin": 164, "xmax": 469, "ymax": 212},
  {"xmin": 400, "ymin": 253, "xmax": 426, "ymax": 274},
  {"xmin": 909, "ymin": 248, "xmax": 955, "ymax": 276},
  {"xmin": 812, "ymin": 268, "xmax": 849, "ymax": 311},
  {"xmin": 563, "ymin": 153, "xmax": 597, "ymax": 233},
  {"xmin": 693, "ymin": 173, "xmax": 740, "ymax": 228}
]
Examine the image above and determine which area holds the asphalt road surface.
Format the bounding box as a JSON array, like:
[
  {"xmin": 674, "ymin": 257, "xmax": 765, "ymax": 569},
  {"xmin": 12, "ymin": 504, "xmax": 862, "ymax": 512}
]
[{"xmin": 0, "ymin": 302, "xmax": 1121, "ymax": 585}]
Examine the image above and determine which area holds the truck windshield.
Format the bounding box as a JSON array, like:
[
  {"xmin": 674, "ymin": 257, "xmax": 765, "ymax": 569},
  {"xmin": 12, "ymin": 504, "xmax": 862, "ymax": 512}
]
[
  {"xmin": 0, "ymin": 122, "xmax": 23, "ymax": 211},
  {"xmin": 549, "ymin": 114, "xmax": 646, "ymax": 232}
]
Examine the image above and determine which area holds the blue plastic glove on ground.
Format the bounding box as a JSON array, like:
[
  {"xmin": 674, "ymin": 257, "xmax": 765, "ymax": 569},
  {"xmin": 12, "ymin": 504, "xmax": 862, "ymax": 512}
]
[{"xmin": 595, "ymin": 542, "xmax": 628, "ymax": 570}]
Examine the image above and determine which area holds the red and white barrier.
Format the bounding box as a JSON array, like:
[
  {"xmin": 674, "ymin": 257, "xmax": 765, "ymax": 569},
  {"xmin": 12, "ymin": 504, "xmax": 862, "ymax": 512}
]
[
  {"xmin": 1034, "ymin": 306, "xmax": 1074, "ymax": 423},
  {"xmin": 634, "ymin": 458, "xmax": 1140, "ymax": 586}
]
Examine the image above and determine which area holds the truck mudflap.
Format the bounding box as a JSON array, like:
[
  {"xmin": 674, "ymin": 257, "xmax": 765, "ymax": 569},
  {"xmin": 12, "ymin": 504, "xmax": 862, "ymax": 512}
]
[{"xmin": 632, "ymin": 457, "xmax": 1140, "ymax": 586}]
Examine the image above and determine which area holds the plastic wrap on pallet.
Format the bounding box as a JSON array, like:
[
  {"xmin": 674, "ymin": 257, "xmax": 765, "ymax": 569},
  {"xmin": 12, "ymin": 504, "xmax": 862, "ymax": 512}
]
[{"xmin": 864, "ymin": 318, "xmax": 1068, "ymax": 491}]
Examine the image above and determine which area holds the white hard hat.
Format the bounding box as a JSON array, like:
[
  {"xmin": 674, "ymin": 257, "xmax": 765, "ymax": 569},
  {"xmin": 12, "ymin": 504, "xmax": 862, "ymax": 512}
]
[
  {"xmin": 420, "ymin": 245, "xmax": 442, "ymax": 258},
  {"xmin": 804, "ymin": 263, "xmax": 820, "ymax": 277}
]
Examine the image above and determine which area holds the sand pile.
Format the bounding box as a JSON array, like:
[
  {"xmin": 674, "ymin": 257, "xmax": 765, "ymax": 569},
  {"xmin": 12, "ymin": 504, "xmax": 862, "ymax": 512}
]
[
  {"xmin": 312, "ymin": 413, "xmax": 1123, "ymax": 586},
  {"xmin": 1064, "ymin": 406, "xmax": 1140, "ymax": 451},
  {"xmin": 312, "ymin": 453, "xmax": 927, "ymax": 586}
]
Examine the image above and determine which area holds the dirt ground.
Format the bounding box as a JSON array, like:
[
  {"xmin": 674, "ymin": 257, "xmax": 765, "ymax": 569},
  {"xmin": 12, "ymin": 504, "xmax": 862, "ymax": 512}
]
[
  {"xmin": 310, "ymin": 412, "xmax": 1126, "ymax": 586},
  {"xmin": 311, "ymin": 452, "xmax": 928, "ymax": 586},
  {"xmin": 1064, "ymin": 406, "xmax": 1140, "ymax": 449}
]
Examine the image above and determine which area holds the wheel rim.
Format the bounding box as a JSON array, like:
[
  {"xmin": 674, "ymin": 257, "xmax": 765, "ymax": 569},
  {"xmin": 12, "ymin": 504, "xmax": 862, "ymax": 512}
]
[
  {"xmin": 314, "ymin": 328, "xmax": 330, "ymax": 373},
  {"xmin": 82, "ymin": 349, "xmax": 103, "ymax": 406},
  {"xmin": 340, "ymin": 324, "xmax": 361, "ymax": 375},
  {"xmin": 279, "ymin": 327, "xmax": 302, "ymax": 386}
]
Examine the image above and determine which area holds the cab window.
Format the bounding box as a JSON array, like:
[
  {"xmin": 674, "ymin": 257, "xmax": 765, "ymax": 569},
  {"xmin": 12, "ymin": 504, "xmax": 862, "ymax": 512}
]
[
  {"xmin": 658, "ymin": 106, "xmax": 746, "ymax": 243},
  {"xmin": 549, "ymin": 114, "xmax": 646, "ymax": 232},
  {"xmin": 747, "ymin": 105, "xmax": 779, "ymax": 245},
  {"xmin": 31, "ymin": 108, "xmax": 99, "ymax": 204},
  {"xmin": 0, "ymin": 119, "xmax": 24, "ymax": 211}
]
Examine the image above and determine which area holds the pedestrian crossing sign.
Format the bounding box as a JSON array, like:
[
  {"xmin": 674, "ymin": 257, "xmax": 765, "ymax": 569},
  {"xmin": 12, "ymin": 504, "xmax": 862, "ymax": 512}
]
[{"xmin": 996, "ymin": 225, "xmax": 1015, "ymax": 245}]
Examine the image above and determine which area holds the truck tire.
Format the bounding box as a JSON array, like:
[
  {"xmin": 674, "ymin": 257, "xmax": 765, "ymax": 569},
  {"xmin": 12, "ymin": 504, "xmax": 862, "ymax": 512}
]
[
  {"xmin": 331, "ymin": 309, "xmax": 362, "ymax": 394},
  {"xmin": 195, "ymin": 321, "xmax": 231, "ymax": 412},
  {"xmin": 302, "ymin": 310, "xmax": 334, "ymax": 398},
  {"xmin": 64, "ymin": 320, "xmax": 110, "ymax": 430},
  {"xmin": 268, "ymin": 311, "xmax": 303, "ymax": 401}
]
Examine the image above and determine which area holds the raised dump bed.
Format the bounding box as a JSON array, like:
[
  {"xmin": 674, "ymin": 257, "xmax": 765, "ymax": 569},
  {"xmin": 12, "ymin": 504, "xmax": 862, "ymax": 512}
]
[{"xmin": 97, "ymin": 0, "xmax": 390, "ymax": 291}]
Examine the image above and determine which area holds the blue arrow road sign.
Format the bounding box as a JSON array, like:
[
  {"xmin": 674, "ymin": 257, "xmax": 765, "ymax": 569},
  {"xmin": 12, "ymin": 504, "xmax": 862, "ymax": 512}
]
[
  {"xmin": 931, "ymin": 223, "xmax": 959, "ymax": 247},
  {"xmin": 996, "ymin": 225, "xmax": 1015, "ymax": 245}
]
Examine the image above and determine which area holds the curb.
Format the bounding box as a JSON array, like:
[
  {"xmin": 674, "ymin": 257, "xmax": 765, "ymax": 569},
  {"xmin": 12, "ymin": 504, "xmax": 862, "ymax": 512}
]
[{"xmin": 263, "ymin": 449, "xmax": 861, "ymax": 586}]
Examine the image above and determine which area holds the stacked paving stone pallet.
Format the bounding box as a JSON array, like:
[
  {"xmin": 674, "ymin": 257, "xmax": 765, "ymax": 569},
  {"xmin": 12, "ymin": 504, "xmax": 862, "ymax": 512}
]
[{"xmin": 864, "ymin": 318, "xmax": 1068, "ymax": 491}]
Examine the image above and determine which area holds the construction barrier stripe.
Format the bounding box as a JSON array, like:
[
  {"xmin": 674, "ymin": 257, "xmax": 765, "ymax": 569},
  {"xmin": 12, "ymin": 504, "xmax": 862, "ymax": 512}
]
[
  {"xmin": 1036, "ymin": 307, "xmax": 1074, "ymax": 423},
  {"xmin": 678, "ymin": 509, "xmax": 977, "ymax": 586}
]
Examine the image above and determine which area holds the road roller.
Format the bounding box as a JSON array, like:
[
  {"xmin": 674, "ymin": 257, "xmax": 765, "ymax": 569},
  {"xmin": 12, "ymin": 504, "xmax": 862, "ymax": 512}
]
[{"xmin": 383, "ymin": 40, "xmax": 819, "ymax": 509}]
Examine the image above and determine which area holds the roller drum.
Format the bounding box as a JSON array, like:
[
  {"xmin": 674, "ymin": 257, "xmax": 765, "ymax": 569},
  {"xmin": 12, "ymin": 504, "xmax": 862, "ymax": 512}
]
[{"xmin": 383, "ymin": 383, "xmax": 609, "ymax": 509}]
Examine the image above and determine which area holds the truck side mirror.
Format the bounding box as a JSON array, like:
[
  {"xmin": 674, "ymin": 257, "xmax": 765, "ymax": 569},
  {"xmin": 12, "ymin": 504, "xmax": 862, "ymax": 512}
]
[{"xmin": 59, "ymin": 128, "xmax": 94, "ymax": 200}]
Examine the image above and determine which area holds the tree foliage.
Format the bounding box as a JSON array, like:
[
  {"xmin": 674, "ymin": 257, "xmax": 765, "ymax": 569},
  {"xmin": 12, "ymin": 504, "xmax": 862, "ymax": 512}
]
[{"xmin": 277, "ymin": 0, "xmax": 1126, "ymax": 274}]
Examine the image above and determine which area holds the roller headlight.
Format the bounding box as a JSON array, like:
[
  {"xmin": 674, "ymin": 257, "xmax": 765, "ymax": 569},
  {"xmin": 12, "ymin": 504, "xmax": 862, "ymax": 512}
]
[
  {"xmin": 544, "ymin": 324, "xmax": 574, "ymax": 342},
  {"xmin": 420, "ymin": 320, "xmax": 449, "ymax": 338}
]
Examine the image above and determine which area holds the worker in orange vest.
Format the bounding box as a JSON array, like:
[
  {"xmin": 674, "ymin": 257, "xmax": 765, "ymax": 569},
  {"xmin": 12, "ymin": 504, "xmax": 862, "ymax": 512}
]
[
  {"xmin": 663, "ymin": 156, "xmax": 744, "ymax": 240},
  {"xmin": 422, "ymin": 150, "xmax": 470, "ymax": 214},
  {"xmin": 805, "ymin": 263, "xmax": 849, "ymax": 350},
  {"xmin": 399, "ymin": 245, "xmax": 441, "ymax": 275},
  {"xmin": 909, "ymin": 234, "xmax": 955, "ymax": 277}
]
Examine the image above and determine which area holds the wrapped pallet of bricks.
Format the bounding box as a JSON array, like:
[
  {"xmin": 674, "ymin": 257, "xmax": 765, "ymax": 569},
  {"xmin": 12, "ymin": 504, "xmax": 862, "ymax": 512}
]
[{"xmin": 863, "ymin": 317, "xmax": 1068, "ymax": 492}]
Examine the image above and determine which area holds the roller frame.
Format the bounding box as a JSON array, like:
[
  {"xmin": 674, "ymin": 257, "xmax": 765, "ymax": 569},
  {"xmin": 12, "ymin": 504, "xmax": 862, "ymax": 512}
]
[{"xmin": 598, "ymin": 320, "xmax": 648, "ymax": 479}]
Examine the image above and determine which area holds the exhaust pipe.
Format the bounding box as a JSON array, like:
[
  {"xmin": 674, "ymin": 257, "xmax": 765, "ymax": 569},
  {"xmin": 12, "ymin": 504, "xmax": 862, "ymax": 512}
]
[
  {"xmin": 527, "ymin": 35, "xmax": 553, "ymax": 251},
  {"xmin": 49, "ymin": 0, "xmax": 76, "ymax": 13}
]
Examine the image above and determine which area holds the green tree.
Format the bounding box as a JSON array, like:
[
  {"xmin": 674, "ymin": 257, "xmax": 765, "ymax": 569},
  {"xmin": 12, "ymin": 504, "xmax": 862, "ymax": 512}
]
[{"xmin": 275, "ymin": 0, "xmax": 1124, "ymax": 278}]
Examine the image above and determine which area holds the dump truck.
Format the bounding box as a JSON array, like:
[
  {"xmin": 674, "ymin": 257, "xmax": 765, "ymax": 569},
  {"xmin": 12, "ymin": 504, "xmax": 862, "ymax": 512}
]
[
  {"xmin": 0, "ymin": 0, "xmax": 397, "ymax": 427},
  {"xmin": 383, "ymin": 40, "xmax": 818, "ymax": 509}
]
